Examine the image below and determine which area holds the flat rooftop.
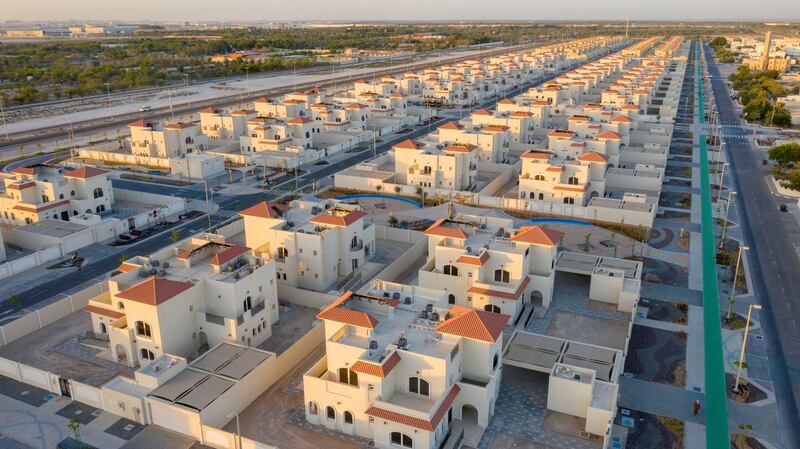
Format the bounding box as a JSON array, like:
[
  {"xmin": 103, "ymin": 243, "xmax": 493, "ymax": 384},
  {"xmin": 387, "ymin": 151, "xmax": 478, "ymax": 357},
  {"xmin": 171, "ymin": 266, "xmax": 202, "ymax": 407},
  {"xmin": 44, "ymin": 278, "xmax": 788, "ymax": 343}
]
[
  {"xmin": 16, "ymin": 219, "xmax": 87, "ymax": 237},
  {"xmin": 336, "ymin": 286, "xmax": 455, "ymax": 362}
]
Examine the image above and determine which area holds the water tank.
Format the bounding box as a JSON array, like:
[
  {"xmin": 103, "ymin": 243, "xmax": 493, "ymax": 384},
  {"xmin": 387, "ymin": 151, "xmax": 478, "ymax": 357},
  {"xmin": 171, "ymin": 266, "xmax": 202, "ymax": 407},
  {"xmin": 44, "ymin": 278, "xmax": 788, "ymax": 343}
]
[
  {"xmin": 369, "ymin": 340, "xmax": 378, "ymax": 350},
  {"xmin": 392, "ymin": 292, "xmax": 401, "ymax": 300},
  {"xmin": 398, "ymin": 337, "xmax": 408, "ymax": 349},
  {"xmin": 404, "ymin": 297, "xmax": 412, "ymax": 305},
  {"xmin": 430, "ymin": 312, "xmax": 440, "ymax": 322},
  {"xmin": 426, "ymin": 304, "xmax": 434, "ymax": 313},
  {"xmin": 149, "ymin": 268, "xmax": 158, "ymax": 276},
  {"xmin": 151, "ymin": 259, "xmax": 160, "ymax": 267},
  {"xmin": 162, "ymin": 261, "xmax": 170, "ymax": 269},
  {"xmin": 419, "ymin": 310, "xmax": 429, "ymax": 320}
]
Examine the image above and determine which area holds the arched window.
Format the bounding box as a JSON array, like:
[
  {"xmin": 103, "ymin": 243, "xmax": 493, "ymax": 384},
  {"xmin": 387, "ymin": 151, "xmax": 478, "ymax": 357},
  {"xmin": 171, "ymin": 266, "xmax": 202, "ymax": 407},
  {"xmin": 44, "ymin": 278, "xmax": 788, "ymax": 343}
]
[
  {"xmin": 305, "ymin": 131, "xmax": 310, "ymax": 138},
  {"xmin": 135, "ymin": 321, "xmax": 152, "ymax": 338},
  {"xmin": 337, "ymin": 367, "xmax": 359, "ymax": 386},
  {"xmin": 493, "ymin": 353, "xmax": 500, "ymax": 370},
  {"xmin": 423, "ymin": 166, "xmax": 432, "ymax": 175},
  {"xmin": 93, "ymin": 188, "xmax": 104, "ymax": 199},
  {"xmin": 520, "ymin": 191, "xmax": 526, "ymax": 199},
  {"xmin": 494, "ymin": 269, "xmax": 510, "ymax": 283},
  {"xmin": 24, "ymin": 217, "xmax": 32, "ymax": 224},
  {"xmin": 484, "ymin": 304, "xmax": 501, "ymax": 314},
  {"xmin": 139, "ymin": 348, "xmax": 155, "ymax": 361},
  {"xmin": 85, "ymin": 209, "xmax": 92, "ymax": 214},
  {"xmin": 408, "ymin": 377, "xmax": 430, "ymax": 397},
  {"xmin": 73, "ymin": 211, "xmax": 79, "ymax": 216},
  {"xmin": 563, "ymin": 197, "xmax": 575, "ymax": 204},
  {"xmin": 308, "ymin": 402, "xmax": 318, "ymax": 415},
  {"xmin": 443, "ymin": 265, "xmax": 458, "ymax": 276},
  {"xmin": 243, "ymin": 296, "xmax": 252, "ymax": 312},
  {"xmin": 59, "ymin": 193, "xmax": 64, "ymax": 199},
  {"xmin": 448, "ymin": 294, "xmax": 456, "ymax": 304},
  {"xmin": 96, "ymin": 204, "xmax": 106, "ymax": 213},
  {"xmin": 70, "ymin": 190, "xmax": 75, "ymax": 197},
  {"xmin": 534, "ymin": 174, "xmax": 545, "ymax": 181},
  {"xmin": 538, "ymin": 193, "xmax": 544, "ymax": 200},
  {"xmin": 344, "ymin": 411, "xmax": 354, "ymax": 425},
  {"xmin": 568, "ymin": 176, "xmax": 579, "ymax": 185},
  {"xmin": 390, "ymin": 432, "xmax": 413, "ymax": 448},
  {"xmin": 117, "ymin": 302, "xmax": 125, "ymax": 310},
  {"xmin": 326, "ymin": 406, "xmax": 336, "ymax": 420}
]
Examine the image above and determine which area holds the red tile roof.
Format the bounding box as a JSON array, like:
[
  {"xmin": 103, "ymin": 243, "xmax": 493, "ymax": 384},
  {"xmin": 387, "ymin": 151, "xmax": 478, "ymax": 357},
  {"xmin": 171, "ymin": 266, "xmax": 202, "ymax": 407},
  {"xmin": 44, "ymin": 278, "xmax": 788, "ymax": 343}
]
[
  {"xmin": 210, "ymin": 245, "xmax": 250, "ymax": 266},
  {"xmin": 287, "ymin": 117, "xmax": 312, "ymax": 125},
  {"xmin": 438, "ymin": 121, "xmax": 464, "ymax": 130},
  {"xmin": 64, "ymin": 166, "xmax": 108, "ymax": 179},
  {"xmin": 317, "ymin": 291, "xmax": 380, "ymax": 329},
  {"xmin": 457, "ymin": 250, "xmax": 489, "ymax": 266},
  {"xmin": 512, "ymin": 226, "xmax": 564, "ymax": 246},
  {"xmin": 424, "ymin": 218, "xmax": 469, "ymax": 240},
  {"xmin": 239, "ymin": 201, "xmax": 289, "ymax": 219},
  {"xmin": 553, "ymin": 183, "xmax": 589, "ymax": 192},
  {"xmin": 84, "ymin": 305, "xmax": 125, "ymax": 320},
  {"xmin": 365, "ymin": 384, "xmax": 461, "ymax": 431},
  {"xmin": 394, "ymin": 139, "xmax": 424, "ymax": 150},
  {"xmin": 548, "ymin": 130, "xmax": 574, "ymax": 138},
  {"xmin": 472, "ymin": 108, "xmax": 492, "ymax": 116},
  {"xmin": 520, "ymin": 150, "xmax": 550, "ymax": 160},
  {"xmin": 482, "ymin": 125, "xmax": 509, "ymax": 132},
  {"xmin": 309, "ymin": 209, "xmax": 368, "ymax": 227},
  {"xmin": 436, "ymin": 306, "xmax": 509, "ymax": 342},
  {"xmin": 578, "ymin": 151, "xmax": 609, "ymax": 163},
  {"xmin": 610, "ymin": 115, "xmax": 632, "ymax": 123},
  {"xmin": 11, "ymin": 167, "xmax": 38, "ymax": 176},
  {"xmin": 6, "ymin": 181, "xmax": 35, "ymax": 190},
  {"xmin": 597, "ymin": 131, "xmax": 622, "ymax": 140},
  {"xmin": 352, "ymin": 351, "xmax": 401, "ymax": 377},
  {"xmin": 128, "ymin": 119, "xmax": 151, "ymax": 128},
  {"xmin": 497, "ymin": 98, "xmax": 515, "ymax": 104},
  {"xmin": 116, "ymin": 277, "xmax": 195, "ymax": 306},
  {"xmin": 442, "ymin": 143, "xmax": 477, "ymax": 153},
  {"xmin": 12, "ymin": 199, "xmax": 71, "ymax": 213},
  {"xmin": 163, "ymin": 122, "xmax": 196, "ymax": 130}
]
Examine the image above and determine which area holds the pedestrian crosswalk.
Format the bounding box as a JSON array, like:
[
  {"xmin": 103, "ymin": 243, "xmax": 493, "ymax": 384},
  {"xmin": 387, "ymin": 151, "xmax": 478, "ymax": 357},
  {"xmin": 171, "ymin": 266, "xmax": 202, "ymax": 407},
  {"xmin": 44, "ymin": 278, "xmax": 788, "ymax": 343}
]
[{"xmin": 210, "ymin": 209, "xmax": 239, "ymax": 221}]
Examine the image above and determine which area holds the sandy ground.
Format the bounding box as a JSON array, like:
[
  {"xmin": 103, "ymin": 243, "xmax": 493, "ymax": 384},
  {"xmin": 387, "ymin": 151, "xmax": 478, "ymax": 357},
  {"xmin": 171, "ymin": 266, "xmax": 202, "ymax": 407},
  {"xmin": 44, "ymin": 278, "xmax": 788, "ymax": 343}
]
[{"xmin": 222, "ymin": 344, "xmax": 360, "ymax": 449}]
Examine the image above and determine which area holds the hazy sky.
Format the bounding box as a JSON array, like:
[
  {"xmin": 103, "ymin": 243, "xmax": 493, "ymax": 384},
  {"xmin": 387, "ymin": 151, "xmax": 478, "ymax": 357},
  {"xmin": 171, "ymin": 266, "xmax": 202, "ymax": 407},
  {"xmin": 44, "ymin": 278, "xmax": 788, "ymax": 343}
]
[{"xmin": 3, "ymin": 0, "xmax": 796, "ymax": 22}]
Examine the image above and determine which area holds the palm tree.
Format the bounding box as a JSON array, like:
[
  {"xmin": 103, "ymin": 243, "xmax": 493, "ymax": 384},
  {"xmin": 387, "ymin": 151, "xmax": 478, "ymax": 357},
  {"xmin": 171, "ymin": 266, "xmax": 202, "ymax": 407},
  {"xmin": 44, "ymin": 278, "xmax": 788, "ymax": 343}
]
[
  {"xmin": 68, "ymin": 419, "xmax": 81, "ymax": 442},
  {"xmin": 170, "ymin": 229, "xmax": 181, "ymax": 242}
]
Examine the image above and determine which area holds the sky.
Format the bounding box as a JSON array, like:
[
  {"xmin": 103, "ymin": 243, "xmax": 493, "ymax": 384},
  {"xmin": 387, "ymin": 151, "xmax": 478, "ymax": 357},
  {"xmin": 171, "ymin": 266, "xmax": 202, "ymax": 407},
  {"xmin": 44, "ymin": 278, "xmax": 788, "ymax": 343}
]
[{"xmin": 2, "ymin": 0, "xmax": 796, "ymax": 22}]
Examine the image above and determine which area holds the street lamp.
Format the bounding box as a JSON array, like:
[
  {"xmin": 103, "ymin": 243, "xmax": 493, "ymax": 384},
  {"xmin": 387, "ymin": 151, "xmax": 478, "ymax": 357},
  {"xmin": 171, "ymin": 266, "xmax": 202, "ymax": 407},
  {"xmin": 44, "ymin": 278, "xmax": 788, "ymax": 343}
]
[
  {"xmin": 716, "ymin": 162, "xmax": 729, "ymax": 206},
  {"xmin": 719, "ymin": 191, "xmax": 736, "ymax": 248},
  {"xmin": 733, "ymin": 302, "xmax": 761, "ymax": 393},
  {"xmin": 727, "ymin": 245, "xmax": 748, "ymax": 319},
  {"xmin": 227, "ymin": 410, "xmax": 242, "ymax": 449}
]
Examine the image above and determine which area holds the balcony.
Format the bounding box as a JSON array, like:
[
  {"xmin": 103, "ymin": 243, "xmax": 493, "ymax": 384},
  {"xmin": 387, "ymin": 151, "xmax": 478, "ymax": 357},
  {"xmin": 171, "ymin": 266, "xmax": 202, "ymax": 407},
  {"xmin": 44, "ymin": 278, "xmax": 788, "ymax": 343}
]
[
  {"xmin": 205, "ymin": 313, "xmax": 225, "ymax": 326},
  {"xmin": 350, "ymin": 239, "xmax": 364, "ymax": 251},
  {"xmin": 251, "ymin": 300, "xmax": 266, "ymax": 316}
]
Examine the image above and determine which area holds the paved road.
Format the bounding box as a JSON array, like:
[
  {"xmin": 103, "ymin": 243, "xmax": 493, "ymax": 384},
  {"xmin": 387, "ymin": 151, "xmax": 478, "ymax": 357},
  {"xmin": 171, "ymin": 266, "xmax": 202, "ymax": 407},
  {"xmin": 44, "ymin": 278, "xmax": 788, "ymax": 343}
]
[
  {"xmin": 703, "ymin": 43, "xmax": 800, "ymax": 449},
  {"xmin": 0, "ymin": 43, "xmax": 626, "ymax": 317}
]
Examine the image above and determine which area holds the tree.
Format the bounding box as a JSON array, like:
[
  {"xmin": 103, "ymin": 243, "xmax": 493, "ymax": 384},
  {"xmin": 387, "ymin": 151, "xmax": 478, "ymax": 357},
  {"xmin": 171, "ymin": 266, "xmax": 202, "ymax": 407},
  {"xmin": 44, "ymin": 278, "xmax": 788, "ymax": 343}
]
[
  {"xmin": 768, "ymin": 143, "xmax": 800, "ymax": 167},
  {"xmin": 8, "ymin": 296, "xmax": 18, "ymax": 308},
  {"xmin": 394, "ymin": 186, "xmax": 401, "ymax": 194},
  {"xmin": 119, "ymin": 253, "xmax": 129, "ymax": 263},
  {"xmin": 170, "ymin": 229, "xmax": 181, "ymax": 242},
  {"xmin": 786, "ymin": 169, "xmax": 800, "ymax": 191},
  {"xmin": 375, "ymin": 184, "xmax": 382, "ymax": 191},
  {"xmin": 399, "ymin": 220, "xmax": 409, "ymax": 229},
  {"xmin": 68, "ymin": 419, "xmax": 81, "ymax": 442},
  {"xmin": 387, "ymin": 215, "xmax": 399, "ymax": 228},
  {"xmin": 583, "ymin": 233, "xmax": 592, "ymax": 253}
]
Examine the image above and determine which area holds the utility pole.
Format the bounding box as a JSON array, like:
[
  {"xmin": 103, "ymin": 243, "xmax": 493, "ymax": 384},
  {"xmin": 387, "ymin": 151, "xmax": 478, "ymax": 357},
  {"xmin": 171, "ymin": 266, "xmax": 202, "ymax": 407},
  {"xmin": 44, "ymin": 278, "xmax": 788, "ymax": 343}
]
[
  {"xmin": 716, "ymin": 163, "xmax": 729, "ymax": 205},
  {"xmin": 733, "ymin": 302, "xmax": 761, "ymax": 393},
  {"xmin": 720, "ymin": 191, "xmax": 736, "ymax": 248},
  {"xmin": 372, "ymin": 125, "xmax": 377, "ymax": 160}
]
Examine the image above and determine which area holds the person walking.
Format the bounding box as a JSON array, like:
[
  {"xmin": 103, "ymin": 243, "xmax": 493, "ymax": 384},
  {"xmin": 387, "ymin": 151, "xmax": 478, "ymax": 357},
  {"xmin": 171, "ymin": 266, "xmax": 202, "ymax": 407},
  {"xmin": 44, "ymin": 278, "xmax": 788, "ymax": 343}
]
[{"xmin": 693, "ymin": 399, "xmax": 701, "ymax": 416}]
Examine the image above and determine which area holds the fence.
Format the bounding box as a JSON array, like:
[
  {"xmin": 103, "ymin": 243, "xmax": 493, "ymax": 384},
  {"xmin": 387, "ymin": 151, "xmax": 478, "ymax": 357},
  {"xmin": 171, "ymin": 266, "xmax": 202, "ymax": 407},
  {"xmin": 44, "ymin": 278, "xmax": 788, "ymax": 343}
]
[{"xmin": 0, "ymin": 281, "xmax": 107, "ymax": 347}]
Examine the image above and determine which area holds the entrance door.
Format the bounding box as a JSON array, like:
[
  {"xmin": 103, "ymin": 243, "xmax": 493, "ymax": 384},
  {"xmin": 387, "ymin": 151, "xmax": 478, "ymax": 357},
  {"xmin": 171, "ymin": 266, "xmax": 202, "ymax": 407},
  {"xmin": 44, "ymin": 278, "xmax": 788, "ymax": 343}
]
[
  {"xmin": 59, "ymin": 378, "xmax": 71, "ymax": 397},
  {"xmin": 61, "ymin": 211, "xmax": 69, "ymax": 221}
]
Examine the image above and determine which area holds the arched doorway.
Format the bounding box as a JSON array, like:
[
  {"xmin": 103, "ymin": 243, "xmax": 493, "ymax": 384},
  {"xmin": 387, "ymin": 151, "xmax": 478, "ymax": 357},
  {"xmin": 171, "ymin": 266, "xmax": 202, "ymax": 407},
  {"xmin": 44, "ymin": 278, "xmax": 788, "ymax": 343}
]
[
  {"xmin": 461, "ymin": 404, "xmax": 479, "ymax": 427},
  {"xmin": 114, "ymin": 344, "xmax": 129, "ymax": 366},
  {"xmin": 530, "ymin": 290, "xmax": 544, "ymax": 306},
  {"xmin": 99, "ymin": 323, "xmax": 107, "ymax": 334}
]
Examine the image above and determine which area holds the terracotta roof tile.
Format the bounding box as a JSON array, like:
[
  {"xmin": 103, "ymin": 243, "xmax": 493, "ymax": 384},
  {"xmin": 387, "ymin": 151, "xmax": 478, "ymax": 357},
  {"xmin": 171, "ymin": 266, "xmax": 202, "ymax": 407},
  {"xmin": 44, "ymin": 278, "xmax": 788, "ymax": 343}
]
[
  {"xmin": 351, "ymin": 351, "xmax": 401, "ymax": 377},
  {"xmin": 116, "ymin": 277, "xmax": 195, "ymax": 306},
  {"xmin": 457, "ymin": 250, "xmax": 489, "ymax": 266},
  {"xmin": 210, "ymin": 245, "xmax": 250, "ymax": 266},
  {"xmin": 309, "ymin": 209, "xmax": 368, "ymax": 227},
  {"xmin": 597, "ymin": 131, "xmax": 622, "ymax": 140},
  {"xmin": 512, "ymin": 226, "xmax": 564, "ymax": 246},
  {"xmin": 424, "ymin": 218, "xmax": 469, "ymax": 240},
  {"xmin": 365, "ymin": 384, "xmax": 461, "ymax": 431},
  {"xmin": 317, "ymin": 291, "xmax": 380, "ymax": 329},
  {"xmin": 578, "ymin": 151, "xmax": 609, "ymax": 163},
  {"xmin": 240, "ymin": 201, "xmax": 289, "ymax": 219},
  {"xmin": 436, "ymin": 306, "xmax": 509, "ymax": 342},
  {"xmin": 84, "ymin": 305, "xmax": 125, "ymax": 320},
  {"xmin": 11, "ymin": 167, "xmax": 38, "ymax": 176},
  {"xmin": 394, "ymin": 139, "xmax": 424, "ymax": 150},
  {"xmin": 64, "ymin": 166, "xmax": 108, "ymax": 179},
  {"xmin": 520, "ymin": 150, "xmax": 550, "ymax": 160}
]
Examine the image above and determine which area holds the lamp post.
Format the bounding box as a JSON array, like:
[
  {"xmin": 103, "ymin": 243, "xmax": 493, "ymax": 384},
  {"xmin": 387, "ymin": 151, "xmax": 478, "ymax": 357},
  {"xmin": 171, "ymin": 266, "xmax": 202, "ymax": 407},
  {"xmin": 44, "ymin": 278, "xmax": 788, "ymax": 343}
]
[
  {"xmin": 716, "ymin": 162, "xmax": 729, "ymax": 206},
  {"xmin": 719, "ymin": 191, "xmax": 736, "ymax": 248},
  {"xmin": 227, "ymin": 410, "xmax": 242, "ymax": 449},
  {"xmin": 727, "ymin": 245, "xmax": 748, "ymax": 319},
  {"xmin": 733, "ymin": 303, "xmax": 762, "ymax": 393}
]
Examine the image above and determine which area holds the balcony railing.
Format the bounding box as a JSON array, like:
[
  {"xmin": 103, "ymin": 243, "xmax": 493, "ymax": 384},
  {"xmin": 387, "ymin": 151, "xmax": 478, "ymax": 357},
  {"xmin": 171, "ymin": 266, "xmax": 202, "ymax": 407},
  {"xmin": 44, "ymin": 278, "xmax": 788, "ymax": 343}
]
[
  {"xmin": 350, "ymin": 240, "xmax": 364, "ymax": 251},
  {"xmin": 251, "ymin": 300, "xmax": 266, "ymax": 316},
  {"xmin": 205, "ymin": 313, "xmax": 225, "ymax": 326}
]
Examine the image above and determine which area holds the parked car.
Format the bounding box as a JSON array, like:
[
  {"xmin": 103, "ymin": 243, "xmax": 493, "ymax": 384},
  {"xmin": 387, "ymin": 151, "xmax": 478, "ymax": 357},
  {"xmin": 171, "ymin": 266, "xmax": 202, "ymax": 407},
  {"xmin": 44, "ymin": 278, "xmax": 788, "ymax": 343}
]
[
  {"xmin": 139, "ymin": 105, "xmax": 152, "ymax": 112},
  {"xmin": 780, "ymin": 204, "xmax": 788, "ymax": 212}
]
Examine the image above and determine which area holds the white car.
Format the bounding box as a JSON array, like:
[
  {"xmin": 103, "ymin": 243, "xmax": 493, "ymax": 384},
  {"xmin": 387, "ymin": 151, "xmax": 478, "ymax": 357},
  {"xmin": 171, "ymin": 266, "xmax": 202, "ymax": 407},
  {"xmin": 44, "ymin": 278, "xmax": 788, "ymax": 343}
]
[{"xmin": 139, "ymin": 106, "xmax": 152, "ymax": 112}]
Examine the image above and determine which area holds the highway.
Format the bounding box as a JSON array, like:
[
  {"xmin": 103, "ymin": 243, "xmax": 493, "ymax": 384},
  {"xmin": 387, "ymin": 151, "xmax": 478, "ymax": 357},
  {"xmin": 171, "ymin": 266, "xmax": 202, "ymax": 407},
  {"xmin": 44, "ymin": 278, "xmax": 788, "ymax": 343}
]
[
  {"xmin": 0, "ymin": 41, "xmax": 628, "ymax": 317},
  {"xmin": 703, "ymin": 42, "xmax": 800, "ymax": 448}
]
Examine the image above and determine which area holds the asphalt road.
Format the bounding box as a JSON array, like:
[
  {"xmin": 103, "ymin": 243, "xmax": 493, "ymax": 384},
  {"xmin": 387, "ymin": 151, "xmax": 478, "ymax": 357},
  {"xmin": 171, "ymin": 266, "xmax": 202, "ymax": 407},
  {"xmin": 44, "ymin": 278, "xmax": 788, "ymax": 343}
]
[
  {"xmin": 703, "ymin": 43, "xmax": 800, "ymax": 448},
  {"xmin": 0, "ymin": 43, "xmax": 625, "ymax": 317}
]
